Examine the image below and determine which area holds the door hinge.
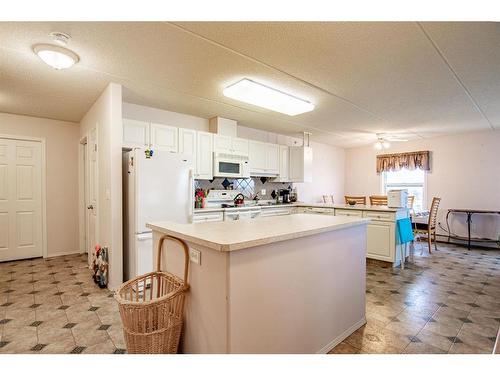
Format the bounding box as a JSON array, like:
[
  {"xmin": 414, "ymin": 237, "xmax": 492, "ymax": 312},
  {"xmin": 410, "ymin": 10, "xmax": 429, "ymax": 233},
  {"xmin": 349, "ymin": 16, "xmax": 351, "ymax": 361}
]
[{"xmin": 94, "ymin": 144, "xmax": 97, "ymax": 152}]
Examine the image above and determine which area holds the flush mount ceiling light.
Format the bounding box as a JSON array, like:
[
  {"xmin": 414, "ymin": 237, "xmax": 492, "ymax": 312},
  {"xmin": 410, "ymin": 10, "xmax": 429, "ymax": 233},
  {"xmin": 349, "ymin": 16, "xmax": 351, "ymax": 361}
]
[
  {"xmin": 33, "ymin": 32, "xmax": 79, "ymax": 70},
  {"xmin": 223, "ymin": 78, "xmax": 315, "ymax": 116}
]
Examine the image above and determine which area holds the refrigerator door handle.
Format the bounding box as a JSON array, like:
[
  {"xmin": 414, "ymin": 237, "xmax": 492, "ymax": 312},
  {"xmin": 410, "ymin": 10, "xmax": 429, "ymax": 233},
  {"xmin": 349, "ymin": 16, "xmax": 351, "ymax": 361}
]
[{"xmin": 188, "ymin": 168, "xmax": 194, "ymax": 222}]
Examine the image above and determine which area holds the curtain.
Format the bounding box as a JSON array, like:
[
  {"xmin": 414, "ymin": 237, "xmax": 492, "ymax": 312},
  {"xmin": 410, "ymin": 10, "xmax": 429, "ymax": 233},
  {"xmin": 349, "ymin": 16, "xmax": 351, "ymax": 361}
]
[{"xmin": 376, "ymin": 151, "xmax": 430, "ymax": 173}]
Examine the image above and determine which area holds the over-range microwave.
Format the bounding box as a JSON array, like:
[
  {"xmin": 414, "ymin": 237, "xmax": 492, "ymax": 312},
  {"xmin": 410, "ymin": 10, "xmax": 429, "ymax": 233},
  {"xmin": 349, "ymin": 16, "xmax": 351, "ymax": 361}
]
[{"xmin": 213, "ymin": 152, "xmax": 250, "ymax": 178}]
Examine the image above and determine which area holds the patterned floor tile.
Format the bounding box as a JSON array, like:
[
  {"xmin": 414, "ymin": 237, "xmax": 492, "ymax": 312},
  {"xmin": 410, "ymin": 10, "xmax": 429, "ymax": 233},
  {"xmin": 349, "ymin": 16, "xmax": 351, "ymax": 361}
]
[
  {"xmin": 331, "ymin": 244, "xmax": 500, "ymax": 355},
  {"xmin": 0, "ymin": 253, "xmax": 123, "ymax": 354}
]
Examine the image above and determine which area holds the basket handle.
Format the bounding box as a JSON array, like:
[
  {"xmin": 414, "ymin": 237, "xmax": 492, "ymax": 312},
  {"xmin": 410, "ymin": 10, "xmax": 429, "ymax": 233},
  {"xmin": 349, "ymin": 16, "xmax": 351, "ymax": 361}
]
[{"xmin": 156, "ymin": 235, "xmax": 190, "ymax": 285}]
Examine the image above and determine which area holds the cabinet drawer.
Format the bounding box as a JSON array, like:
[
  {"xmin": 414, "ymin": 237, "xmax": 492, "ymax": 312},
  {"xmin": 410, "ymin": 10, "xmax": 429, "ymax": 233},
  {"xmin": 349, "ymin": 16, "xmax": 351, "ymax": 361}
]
[
  {"xmin": 335, "ymin": 209, "xmax": 363, "ymax": 217},
  {"xmin": 308, "ymin": 207, "xmax": 335, "ymax": 215},
  {"xmin": 260, "ymin": 208, "xmax": 292, "ymax": 217},
  {"xmin": 363, "ymin": 211, "xmax": 395, "ymax": 222},
  {"xmin": 193, "ymin": 212, "xmax": 223, "ymax": 223}
]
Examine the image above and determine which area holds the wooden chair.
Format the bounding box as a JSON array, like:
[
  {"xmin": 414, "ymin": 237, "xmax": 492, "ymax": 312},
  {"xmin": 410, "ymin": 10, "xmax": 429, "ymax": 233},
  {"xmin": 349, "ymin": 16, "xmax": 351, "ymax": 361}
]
[
  {"xmin": 369, "ymin": 195, "xmax": 388, "ymax": 206},
  {"xmin": 322, "ymin": 195, "xmax": 334, "ymax": 204},
  {"xmin": 344, "ymin": 195, "xmax": 366, "ymax": 205},
  {"xmin": 413, "ymin": 197, "xmax": 441, "ymax": 254}
]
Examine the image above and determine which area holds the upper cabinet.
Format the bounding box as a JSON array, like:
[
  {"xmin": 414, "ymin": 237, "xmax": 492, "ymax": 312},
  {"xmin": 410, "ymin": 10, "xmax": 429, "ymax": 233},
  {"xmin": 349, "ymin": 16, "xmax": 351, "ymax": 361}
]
[
  {"xmin": 196, "ymin": 131, "xmax": 213, "ymax": 180},
  {"xmin": 249, "ymin": 140, "xmax": 279, "ymax": 176},
  {"xmin": 274, "ymin": 145, "xmax": 290, "ymax": 182},
  {"xmin": 123, "ymin": 119, "xmax": 150, "ymax": 148},
  {"xmin": 179, "ymin": 128, "xmax": 197, "ymax": 156},
  {"xmin": 150, "ymin": 123, "xmax": 178, "ymax": 152},
  {"xmin": 123, "ymin": 119, "xmax": 178, "ymax": 153},
  {"xmin": 213, "ymin": 135, "xmax": 249, "ymax": 156},
  {"xmin": 289, "ymin": 146, "xmax": 313, "ymax": 183}
]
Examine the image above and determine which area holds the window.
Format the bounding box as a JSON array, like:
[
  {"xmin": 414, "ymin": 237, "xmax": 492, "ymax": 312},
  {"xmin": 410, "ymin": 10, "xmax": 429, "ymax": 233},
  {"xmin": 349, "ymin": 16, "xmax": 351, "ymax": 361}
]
[{"xmin": 382, "ymin": 168, "xmax": 426, "ymax": 212}]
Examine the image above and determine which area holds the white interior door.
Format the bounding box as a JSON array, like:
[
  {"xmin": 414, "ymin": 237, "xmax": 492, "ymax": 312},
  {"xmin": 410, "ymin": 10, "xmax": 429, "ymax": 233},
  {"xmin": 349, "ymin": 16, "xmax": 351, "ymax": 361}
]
[
  {"xmin": 0, "ymin": 138, "xmax": 43, "ymax": 261},
  {"xmin": 86, "ymin": 128, "xmax": 98, "ymax": 265}
]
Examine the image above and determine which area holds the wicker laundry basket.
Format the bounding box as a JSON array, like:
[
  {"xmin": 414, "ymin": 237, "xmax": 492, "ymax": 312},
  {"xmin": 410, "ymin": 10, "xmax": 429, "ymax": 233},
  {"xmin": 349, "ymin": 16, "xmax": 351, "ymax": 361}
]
[{"xmin": 115, "ymin": 235, "xmax": 190, "ymax": 354}]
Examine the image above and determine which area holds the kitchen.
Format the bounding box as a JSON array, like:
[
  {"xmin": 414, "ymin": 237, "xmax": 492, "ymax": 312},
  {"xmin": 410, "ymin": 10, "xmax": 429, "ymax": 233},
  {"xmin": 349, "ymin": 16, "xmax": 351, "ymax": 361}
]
[{"xmin": 0, "ymin": 16, "xmax": 499, "ymax": 363}]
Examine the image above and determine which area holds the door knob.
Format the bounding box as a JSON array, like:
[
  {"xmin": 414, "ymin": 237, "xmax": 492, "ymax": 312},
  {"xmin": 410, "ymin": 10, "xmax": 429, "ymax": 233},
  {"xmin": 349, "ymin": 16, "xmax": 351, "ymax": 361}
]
[{"xmin": 87, "ymin": 205, "xmax": 94, "ymax": 210}]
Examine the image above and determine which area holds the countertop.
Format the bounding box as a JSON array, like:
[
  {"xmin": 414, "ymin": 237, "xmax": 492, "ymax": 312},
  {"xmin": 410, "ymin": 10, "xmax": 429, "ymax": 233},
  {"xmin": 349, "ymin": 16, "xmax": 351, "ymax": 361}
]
[
  {"xmin": 147, "ymin": 213, "xmax": 370, "ymax": 252},
  {"xmin": 194, "ymin": 202, "xmax": 408, "ymax": 213}
]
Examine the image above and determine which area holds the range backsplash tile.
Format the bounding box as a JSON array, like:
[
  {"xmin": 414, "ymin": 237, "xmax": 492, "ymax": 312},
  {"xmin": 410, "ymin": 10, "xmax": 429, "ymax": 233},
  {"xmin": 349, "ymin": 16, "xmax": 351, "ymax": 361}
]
[{"xmin": 195, "ymin": 177, "xmax": 293, "ymax": 200}]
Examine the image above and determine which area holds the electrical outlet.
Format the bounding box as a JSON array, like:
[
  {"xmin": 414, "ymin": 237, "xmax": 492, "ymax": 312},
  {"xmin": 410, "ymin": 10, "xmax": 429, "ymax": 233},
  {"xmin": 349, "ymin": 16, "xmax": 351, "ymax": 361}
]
[
  {"xmin": 261, "ymin": 189, "xmax": 266, "ymax": 195},
  {"xmin": 189, "ymin": 248, "xmax": 201, "ymax": 265}
]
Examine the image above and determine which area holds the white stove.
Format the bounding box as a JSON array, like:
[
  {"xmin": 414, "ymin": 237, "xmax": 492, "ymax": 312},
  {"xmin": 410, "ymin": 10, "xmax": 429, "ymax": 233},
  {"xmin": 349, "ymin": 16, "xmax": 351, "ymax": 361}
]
[{"xmin": 205, "ymin": 190, "xmax": 261, "ymax": 221}]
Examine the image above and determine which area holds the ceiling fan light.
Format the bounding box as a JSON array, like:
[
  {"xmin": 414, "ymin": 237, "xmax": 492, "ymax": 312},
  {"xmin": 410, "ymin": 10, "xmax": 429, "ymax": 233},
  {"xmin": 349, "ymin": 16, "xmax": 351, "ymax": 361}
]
[
  {"xmin": 382, "ymin": 141, "xmax": 391, "ymax": 149},
  {"xmin": 33, "ymin": 44, "xmax": 79, "ymax": 70},
  {"xmin": 374, "ymin": 141, "xmax": 383, "ymax": 150}
]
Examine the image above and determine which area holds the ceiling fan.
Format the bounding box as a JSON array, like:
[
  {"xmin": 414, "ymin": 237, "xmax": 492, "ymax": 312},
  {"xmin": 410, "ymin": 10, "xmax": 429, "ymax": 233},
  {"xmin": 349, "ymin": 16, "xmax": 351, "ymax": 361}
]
[{"xmin": 374, "ymin": 133, "xmax": 408, "ymax": 150}]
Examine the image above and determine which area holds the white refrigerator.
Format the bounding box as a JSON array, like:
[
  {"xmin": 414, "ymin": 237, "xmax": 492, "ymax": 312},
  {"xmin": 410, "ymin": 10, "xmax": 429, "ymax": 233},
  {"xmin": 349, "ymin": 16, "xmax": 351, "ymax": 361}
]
[{"xmin": 122, "ymin": 148, "xmax": 194, "ymax": 281}]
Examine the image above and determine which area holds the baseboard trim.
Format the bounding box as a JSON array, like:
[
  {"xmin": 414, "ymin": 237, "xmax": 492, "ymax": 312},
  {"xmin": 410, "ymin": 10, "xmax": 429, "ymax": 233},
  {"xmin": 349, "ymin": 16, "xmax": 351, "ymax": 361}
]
[
  {"xmin": 45, "ymin": 250, "xmax": 84, "ymax": 258},
  {"xmin": 316, "ymin": 316, "xmax": 367, "ymax": 354}
]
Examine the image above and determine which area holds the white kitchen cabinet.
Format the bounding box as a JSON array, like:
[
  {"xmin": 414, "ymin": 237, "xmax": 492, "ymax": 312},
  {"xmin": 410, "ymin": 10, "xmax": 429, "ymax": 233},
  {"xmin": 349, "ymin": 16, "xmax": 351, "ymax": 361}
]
[
  {"xmin": 249, "ymin": 141, "xmax": 267, "ymax": 174},
  {"xmin": 274, "ymin": 145, "xmax": 290, "ymax": 182},
  {"xmin": 150, "ymin": 123, "xmax": 178, "ymax": 152},
  {"xmin": 266, "ymin": 143, "xmax": 279, "ymax": 174},
  {"xmin": 249, "ymin": 140, "xmax": 279, "ymax": 176},
  {"xmin": 214, "ymin": 135, "xmax": 249, "ymax": 156},
  {"xmin": 123, "ymin": 119, "xmax": 150, "ymax": 148},
  {"xmin": 260, "ymin": 206, "xmax": 293, "ymax": 217},
  {"xmin": 289, "ymin": 146, "xmax": 313, "ymax": 183},
  {"xmin": 193, "ymin": 211, "xmax": 224, "ymax": 223},
  {"xmin": 196, "ymin": 131, "xmax": 213, "ymax": 180},
  {"xmin": 366, "ymin": 221, "xmax": 395, "ymax": 260},
  {"xmin": 213, "ymin": 135, "xmax": 232, "ymax": 153},
  {"xmin": 179, "ymin": 128, "xmax": 197, "ymax": 156},
  {"xmin": 232, "ymin": 137, "xmax": 249, "ymax": 155}
]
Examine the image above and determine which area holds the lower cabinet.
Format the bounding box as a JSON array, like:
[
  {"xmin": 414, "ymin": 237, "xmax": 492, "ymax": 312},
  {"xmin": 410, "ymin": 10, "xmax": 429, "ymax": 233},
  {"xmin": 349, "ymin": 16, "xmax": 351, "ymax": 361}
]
[
  {"xmin": 192, "ymin": 211, "xmax": 223, "ymax": 223},
  {"xmin": 366, "ymin": 221, "xmax": 395, "ymax": 261}
]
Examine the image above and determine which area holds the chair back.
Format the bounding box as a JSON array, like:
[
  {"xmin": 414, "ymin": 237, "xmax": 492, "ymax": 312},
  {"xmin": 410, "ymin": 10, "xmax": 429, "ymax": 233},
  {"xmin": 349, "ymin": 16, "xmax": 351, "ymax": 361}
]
[
  {"xmin": 322, "ymin": 195, "xmax": 334, "ymax": 204},
  {"xmin": 370, "ymin": 195, "xmax": 388, "ymax": 206},
  {"xmin": 428, "ymin": 197, "xmax": 441, "ymax": 229},
  {"xmin": 407, "ymin": 196, "xmax": 415, "ymax": 209},
  {"xmin": 344, "ymin": 195, "xmax": 366, "ymax": 205}
]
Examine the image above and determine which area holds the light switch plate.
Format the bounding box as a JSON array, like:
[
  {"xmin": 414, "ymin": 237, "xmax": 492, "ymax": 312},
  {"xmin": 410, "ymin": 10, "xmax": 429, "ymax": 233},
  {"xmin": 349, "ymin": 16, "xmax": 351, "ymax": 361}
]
[
  {"xmin": 261, "ymin": 189, "xmax": 266, "ymax": 195},
  {"xmin": 189, "ymin": 248, "xmax": 201, "ymax": 265}
]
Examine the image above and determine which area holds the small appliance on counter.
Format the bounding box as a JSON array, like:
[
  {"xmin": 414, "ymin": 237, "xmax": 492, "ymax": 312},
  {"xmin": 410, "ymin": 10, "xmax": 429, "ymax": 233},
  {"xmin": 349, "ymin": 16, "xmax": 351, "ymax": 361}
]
[
  {"xmin": 279, "ymin": 189, "xmax": 291, "ymax": 204},
  {"xmin": 387, "ymin": 189, "xmax": 408, "ymax": 208}
]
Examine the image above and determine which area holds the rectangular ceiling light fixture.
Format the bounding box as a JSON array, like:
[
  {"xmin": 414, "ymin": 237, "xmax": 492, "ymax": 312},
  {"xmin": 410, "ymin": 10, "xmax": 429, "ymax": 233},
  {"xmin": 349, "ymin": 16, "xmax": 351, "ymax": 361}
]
[{"xmin": 223, "ymin": 78, "xmax": 315, "ymax": 116}]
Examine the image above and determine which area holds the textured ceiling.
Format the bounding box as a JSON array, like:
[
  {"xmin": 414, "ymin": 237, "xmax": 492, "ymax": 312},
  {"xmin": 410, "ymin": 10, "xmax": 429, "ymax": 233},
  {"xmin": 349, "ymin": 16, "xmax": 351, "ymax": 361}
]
[{"xmin": 0, "ymin": 22, "xmax": 498, "ymax": 147}]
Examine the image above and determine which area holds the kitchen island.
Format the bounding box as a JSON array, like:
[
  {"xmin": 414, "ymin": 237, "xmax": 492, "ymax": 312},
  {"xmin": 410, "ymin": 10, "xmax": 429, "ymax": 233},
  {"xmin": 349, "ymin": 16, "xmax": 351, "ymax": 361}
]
[{"xmin": 147, "ymin": 214, "xmax": 370, "ymax": 354}]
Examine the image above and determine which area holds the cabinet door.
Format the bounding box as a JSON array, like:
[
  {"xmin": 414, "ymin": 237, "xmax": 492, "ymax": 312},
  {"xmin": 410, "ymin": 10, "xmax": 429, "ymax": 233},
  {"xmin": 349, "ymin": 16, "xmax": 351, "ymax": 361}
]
[
  {"xmin": 179, "ymin": 128, "xmax": 197, "ymax": 155},
  {"xmin": 150, "ymin": 123, "xmax": 178, "ymax": 152},
  {"xmin": 266, "ymin": 143, "xmax": 279, "ymax": 174},
  {"xmin": 366, "ymin": 221, "xmax": 395, "ymax": 261},
  {"xmin": 123, "ymin": 119, "xmax": 149, "ymax": 147},
  {"xmin": 213, "ymin": 135, "xmax": 232, "ymax": 153},
  {"xmin": 275, "ymin": 145, "xmax": 290, "ymax": 182},
  {"xmin": 249, "ymin": 141, "xmax": 267, "ymax": 173},
  {"xmin": 196, "ymin": 131, "xmax": 213, "ymax": 180},
  {"xmin": 232, "ymin": 137, "xmax": 249, "ymax": 155}
]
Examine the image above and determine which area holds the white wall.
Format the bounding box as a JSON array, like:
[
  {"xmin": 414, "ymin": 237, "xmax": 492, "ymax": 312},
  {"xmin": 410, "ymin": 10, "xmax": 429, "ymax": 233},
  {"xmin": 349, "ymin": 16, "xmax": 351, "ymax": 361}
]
[
  {"xmin": 345, "ymin": 130, "xmax": 500, "ymax": 242},
  {"xmin": 80, "ymin": 83, "xmax": 123, "ymax": 289},
  {"xmin": 0, "ymin": 112, "xmax": 80, "ymax": 257},
  {"xmin": 123, "ymin": 102, "xmax": 345, "ymax": 203}
]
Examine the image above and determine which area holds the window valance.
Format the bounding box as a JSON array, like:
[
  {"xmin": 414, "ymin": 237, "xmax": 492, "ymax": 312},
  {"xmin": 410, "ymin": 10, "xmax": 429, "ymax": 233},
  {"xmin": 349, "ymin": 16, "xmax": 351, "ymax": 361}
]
[{"xmin": 376, "ymin": 151, "xmax": 430, "ymax": 173}]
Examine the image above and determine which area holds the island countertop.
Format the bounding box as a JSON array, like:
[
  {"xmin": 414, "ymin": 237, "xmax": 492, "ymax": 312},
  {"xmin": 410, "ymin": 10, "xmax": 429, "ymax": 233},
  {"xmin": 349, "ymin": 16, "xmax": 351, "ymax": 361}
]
[{"xmin": 147, "ymin": 213, "xmax": 370, "ymax": 252}]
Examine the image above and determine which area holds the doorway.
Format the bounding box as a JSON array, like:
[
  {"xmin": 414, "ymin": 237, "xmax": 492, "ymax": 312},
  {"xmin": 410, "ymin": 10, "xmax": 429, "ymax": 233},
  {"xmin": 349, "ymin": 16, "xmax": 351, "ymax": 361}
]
[
  {"xmin": 81, "ymin": 128, "xmax": 98, "ymax": 266},
  {"xmin": 0, "ymin": 136, "xmax": 46, "ymax": 261}
]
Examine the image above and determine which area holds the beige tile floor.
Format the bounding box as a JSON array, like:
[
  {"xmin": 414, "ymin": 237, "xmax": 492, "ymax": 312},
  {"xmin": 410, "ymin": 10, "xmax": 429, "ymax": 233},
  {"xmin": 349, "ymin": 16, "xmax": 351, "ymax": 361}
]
[
  {"xmin": 329, "ymin": 244, "xmax": 500, "ymax": 354},
  {"xmin": 1, "ymin": 243, "xmax": 499, "ymax": 354},
  {"xmin": 0, "ymin": 253, "xmax": 125, "ymax": 354}
]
